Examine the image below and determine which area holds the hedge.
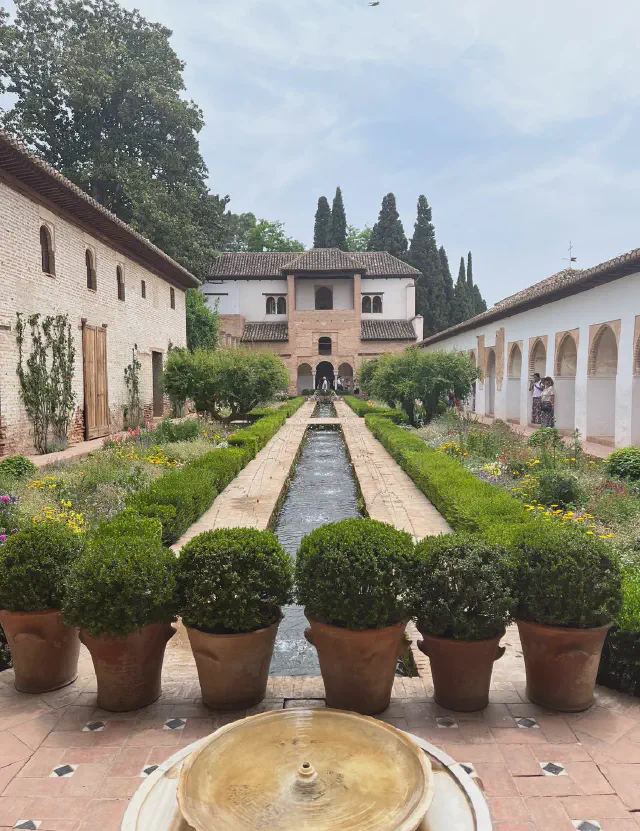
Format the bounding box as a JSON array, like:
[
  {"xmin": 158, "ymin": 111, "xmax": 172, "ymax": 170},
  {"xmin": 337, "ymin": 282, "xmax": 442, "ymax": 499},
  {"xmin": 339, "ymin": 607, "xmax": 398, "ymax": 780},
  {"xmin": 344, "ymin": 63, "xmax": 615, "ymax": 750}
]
[
  {"xmin": 128, "ymin": 398, "xmax": 304, "ymax": 544},
  {"xmin": 343, "ymin": 395, "xmax": 407, "ymax": 424}
]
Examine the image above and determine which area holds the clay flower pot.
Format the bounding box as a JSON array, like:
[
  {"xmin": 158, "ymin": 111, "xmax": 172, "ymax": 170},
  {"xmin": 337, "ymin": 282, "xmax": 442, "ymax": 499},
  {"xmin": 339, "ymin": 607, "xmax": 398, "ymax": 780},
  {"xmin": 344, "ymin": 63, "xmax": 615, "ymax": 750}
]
[
  {"xmin": 0, "ymin": 609, "xmax": 80, "ymax": 694},
  {"xmin": 80, "ymin": 622, "xmax": 176, "ymax": 712},
  {"xmin": 517, "ymin": 619, "xmax": 612, "ymax": 712},
  {"xmin": 304, "ymin": 616, "xmax": 407, "ymax": 715},
  {"xmin": 187, "ymin": 620, "xmax": 280, "ymax": 710},
  {"xmin": 418, "ymin": 629, "xmax": 505, "ymax": 712}
]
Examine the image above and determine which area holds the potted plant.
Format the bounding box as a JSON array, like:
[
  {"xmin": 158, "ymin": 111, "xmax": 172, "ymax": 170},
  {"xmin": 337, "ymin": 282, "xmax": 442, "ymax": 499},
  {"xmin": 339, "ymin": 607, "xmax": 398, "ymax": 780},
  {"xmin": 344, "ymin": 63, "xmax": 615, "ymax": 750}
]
[
  {"xmin": 177, "ymin": 527, "xmax": 293, "ymax": 709},
  {"xmin": 296, "ymin": 518, "xmax": 415, "ymax": 715},
  {"xmin": 512, "ymin": 523, "xmax": 622, "ymax": 712},
  {"xmin": 408, "ymin": 533, "xmax": 513, "ymax": 711},
  {"xmin": 0, "ymin": 521, "xmax": 84, "ymax": 693},
  {"xmin": 63, "ymin": 510, "xmax": 177, "ymax": 712}
]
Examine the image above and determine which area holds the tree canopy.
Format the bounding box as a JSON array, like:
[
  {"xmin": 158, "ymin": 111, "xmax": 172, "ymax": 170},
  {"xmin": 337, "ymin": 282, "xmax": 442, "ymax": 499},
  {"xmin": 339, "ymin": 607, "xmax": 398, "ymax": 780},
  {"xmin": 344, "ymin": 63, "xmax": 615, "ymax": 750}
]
[
  {"xmin": 409, "ymin": 196, "xmax": 447, "ymax": 336},
  {"xmin": 313, "ymin": 197, "xmax": 331, "ymax": 248},
  {"xmin": 329, "ymin": 187, "xmax": 347, "ymax": 250},
  {"xmin": 185, "ymin": 290, "xmax": 219, "ymax": 352},
  {"xmin": 368, "ymin": 193, "xmax": 407, "ymax": 258},
  {"xmin": 345, "ymin": 224, "xmax": 372, "ymax": 252}
]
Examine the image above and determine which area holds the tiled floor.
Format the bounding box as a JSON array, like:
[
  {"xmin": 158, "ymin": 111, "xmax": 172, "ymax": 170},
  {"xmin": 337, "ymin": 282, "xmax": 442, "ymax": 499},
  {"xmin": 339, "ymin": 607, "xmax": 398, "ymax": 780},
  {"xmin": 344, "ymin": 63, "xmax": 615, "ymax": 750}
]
[{"xmin": 1, "ymin": 627, "xmax": 640, "ymax": 830}]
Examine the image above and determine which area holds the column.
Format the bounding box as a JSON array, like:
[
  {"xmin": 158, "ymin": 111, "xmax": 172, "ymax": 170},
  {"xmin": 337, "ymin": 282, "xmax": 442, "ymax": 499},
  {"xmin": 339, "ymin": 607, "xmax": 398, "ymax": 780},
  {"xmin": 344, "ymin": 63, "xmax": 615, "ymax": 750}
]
[
  {"xmin": 333, "ymin": 369, "xmax": 339, "ymax": 390},
  {"xmin": 615, "ymin": 313, "xmax": 635, "ymax": 447},
  {"xmin": 574, "ymin": 328, "xmax": 589, "ymax": 441}
]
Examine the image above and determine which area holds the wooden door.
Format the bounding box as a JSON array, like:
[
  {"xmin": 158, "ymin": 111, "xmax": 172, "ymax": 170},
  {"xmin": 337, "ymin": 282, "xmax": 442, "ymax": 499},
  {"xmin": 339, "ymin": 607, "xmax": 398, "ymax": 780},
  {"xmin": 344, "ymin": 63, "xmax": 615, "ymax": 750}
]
[
  {"xmin": 152, "ymin": 351, "xmax": 164, "ymax": 417},
  {"xmin": 83, "ymin": 325, "xmax": 110, "ymax": 439}
]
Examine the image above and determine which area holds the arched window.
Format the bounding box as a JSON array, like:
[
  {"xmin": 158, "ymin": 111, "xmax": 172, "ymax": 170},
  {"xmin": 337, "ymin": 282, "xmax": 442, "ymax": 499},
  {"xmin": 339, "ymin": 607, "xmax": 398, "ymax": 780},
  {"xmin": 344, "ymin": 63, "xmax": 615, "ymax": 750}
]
[
  {"xmin": 315, "ymin": 286, "xmax": 333, "ymax": 310},
  {"xmin": 170, "ymin": 287, "xmax": 176, "ymax": 309},
  {"xmin": 116, "ymin": 266, "xmax": 125, "ymax": 301},
  {"xmin": 40, "ymin": 225, "xmax": 54, "ymax": 274},
  {"xmin": 372, "ymin": 295, "xmax": 383, "ymax": 313},
  {"xmin": 556, "ymin": 334, "xmax": 578, "ymax": 377},
  {"xmin": 277, "ymin": 296, "xmax": 287, "ymax": 314},
  {"xmin": 319, "ymin": 337, "xmax": 332, "ymax": 356},
  {"xmin": 508, "ymin": 343, "xmax": 522, "ymax": 378},
  {"xmin": 361, "ymin": 295, "xmax": 372, "ymax": 313},
  {"xmin": 85, "ymin": 249, "xmax": 96, "ymax": 290},
  {"xmin": 266, "ymin": 296, "xmax": 276, "ymax": 315},
  {"xmin": 589, "ymin": 325, "xmax": 618, "ymax": 377}
]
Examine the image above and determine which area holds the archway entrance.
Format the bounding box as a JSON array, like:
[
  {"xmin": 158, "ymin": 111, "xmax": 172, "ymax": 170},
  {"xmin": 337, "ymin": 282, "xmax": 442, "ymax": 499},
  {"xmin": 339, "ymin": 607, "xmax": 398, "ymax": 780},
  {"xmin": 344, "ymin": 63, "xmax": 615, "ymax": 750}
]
[
  {"xmin": 633, "ymin": 337, "xmax": 640, "ymax": 446},
  {"xmin": 297, "ymin": 363, "xmax": 313, "ymax": 395},
  {"xmin": 507, "ymin": 344, "xmax": 522, "ymax": 423},
  {"xmin": 337, "ymin": 363, "xmax": 353, "ymax": 392},
  {"xmin": 486, "ymin": 349, "xmax": 496, "ymax": 416},
  {"xmin": 528, "ymin": 339, "xmax": 547, "ymax": 425},
  {"xmin": 587, "ymin": 325, "xmax": 618, "ymax": 443},
  {"xmin": 555, "ymin": 334, "xmax": 577, "ymax": 431},
  {"xmin": 316, "ymin": 361, "xmax": 334, "ymax": 391}
]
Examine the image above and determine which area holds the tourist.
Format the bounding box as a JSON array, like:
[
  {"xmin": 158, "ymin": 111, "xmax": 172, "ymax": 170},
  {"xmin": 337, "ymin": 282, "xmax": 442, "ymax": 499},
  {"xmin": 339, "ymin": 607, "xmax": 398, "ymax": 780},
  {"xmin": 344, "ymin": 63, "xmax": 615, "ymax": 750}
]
[
  {"xmin": 447, "ymin": 390, "xmax": 455, "ymax": 408},
  {"xmin": 529, "ymin": 372, "xmax": 543, "ymax": 424},
  {"xmin": 321, "ymin": 377, "xmax": 329, "ymax": 393},
  {"xmin": 540, "ymin": 377, "xmax": 555, "ymax": 427}
]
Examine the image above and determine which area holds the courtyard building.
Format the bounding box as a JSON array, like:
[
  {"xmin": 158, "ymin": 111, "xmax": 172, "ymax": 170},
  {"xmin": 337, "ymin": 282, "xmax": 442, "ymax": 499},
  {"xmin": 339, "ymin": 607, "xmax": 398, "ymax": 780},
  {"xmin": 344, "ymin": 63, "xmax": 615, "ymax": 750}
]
[
  {"xmin": 204, "ymin": 248, "xmax": 424, "ymax": 394},
  {"xmin": 419, "ymin": 247, "xmax": 640, "ymax": 449},
  {"xmin": 0, "ymin": 129, "xmax": 198, "ymax": 456}
]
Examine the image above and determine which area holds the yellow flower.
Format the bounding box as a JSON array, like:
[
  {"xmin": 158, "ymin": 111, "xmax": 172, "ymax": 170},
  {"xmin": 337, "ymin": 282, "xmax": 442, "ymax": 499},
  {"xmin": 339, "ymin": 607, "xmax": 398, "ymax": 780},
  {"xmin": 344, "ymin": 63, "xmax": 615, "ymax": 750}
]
[{"xmin": 586, "ymin": 531, "xmax": 594, "ymax": 535}]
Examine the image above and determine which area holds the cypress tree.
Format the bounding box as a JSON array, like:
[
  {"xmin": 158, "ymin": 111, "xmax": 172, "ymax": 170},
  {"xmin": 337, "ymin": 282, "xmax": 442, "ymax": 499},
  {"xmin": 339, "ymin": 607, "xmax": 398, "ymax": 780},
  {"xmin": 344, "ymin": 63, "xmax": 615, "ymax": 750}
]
[
  {"xmin": 473, "ymin": 284, "xmax": 487, "ymax": 314},
  {"xmin": 368, "ymin": 193, "xmax": 408, "ymax": 258},
  {"xmin": 313, "ymin": 196, "xmax": 331, "ymax": 248},
  {"xmin": 466, "ymin": 251, "xmax": 488, "ymax": 313},
  {"xmin": 329, "ymin": 187, "xmax": 348, "ymax": 250},
  {"xmin": 451, "ymin": 257, "xmax": 474, "ymax": 324},
  {"xmin": 408, "ymin": 195, "xmax": 447, "ymax": 336},
  {"xmin": 467, "ymin": 251, "xmax": 474, "ymax": 288},
  {"xmin": 438, "ymin": 245, "xmax": 455, "ymax": 326}
]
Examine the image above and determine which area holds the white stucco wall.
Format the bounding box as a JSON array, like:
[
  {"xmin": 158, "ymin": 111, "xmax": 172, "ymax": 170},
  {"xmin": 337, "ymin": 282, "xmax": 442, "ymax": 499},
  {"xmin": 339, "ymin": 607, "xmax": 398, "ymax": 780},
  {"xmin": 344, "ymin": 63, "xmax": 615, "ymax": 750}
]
[
  {"xmin": 360, "ymin": 277, "xmax": 415, "ymax": 319},
  {"xmin": 203, "ymin": 279, "xmax": 289, "ymax": 321},
  {"xmin": 295, "ymin": 278, "xmax": 354, "ymax": 311},
  {"xmin": 421, "ymin": 272, "xmax": 640, "ymax": 448}
]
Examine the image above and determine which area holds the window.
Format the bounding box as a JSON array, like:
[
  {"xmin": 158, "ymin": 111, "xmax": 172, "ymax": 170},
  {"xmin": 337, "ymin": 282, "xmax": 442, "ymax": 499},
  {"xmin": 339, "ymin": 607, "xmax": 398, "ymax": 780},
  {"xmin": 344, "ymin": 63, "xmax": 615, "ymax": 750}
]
[
  {"xmin": 361, "ymin": 295, "xmax": 371, "ymax": 313},
  {"xmin": 141, "ymin": 280, "xmax": 146, "ymax": 299},
  {"xmin": 116, "ymin": 266, "xmax": 125, "ymax": 301},
  {"xmin": 85, "ymin": 249, "xmax": 96, "ymax": 290},
  {"xmin": 315, "ymin": 286, "xmax": 333, "ymax": 310},
  {"xmin": 40, "ymin": 225, "xmax": 54, "ymax": 274},
  {"xmin": 372, "ymin": 295, "xmax": 382, "ymax": 313},
  {"xmin": 170, "ymin": 287, "xmax": 176, "ymax": 309},
  {"xmin": 277, "ymin": 296, "xmax": 287, "ymax": 314},
  {"xmin": 266, "ymin": 296, "xmax": 276, "ymax": 315},
  {"xmin": 319, "ymin": 337, "xmax": 332, "ymax": 356}
]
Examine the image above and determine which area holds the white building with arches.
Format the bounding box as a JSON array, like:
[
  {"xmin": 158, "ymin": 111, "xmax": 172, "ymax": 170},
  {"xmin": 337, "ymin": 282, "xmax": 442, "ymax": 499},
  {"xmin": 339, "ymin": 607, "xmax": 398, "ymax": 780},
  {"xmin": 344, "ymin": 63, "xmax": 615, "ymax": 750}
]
[
  {"xmin": 203, "ymin": 248, "xmax": 424, "ymax": 394},
  {"xmin": 419, "ymin": 248, "xmax": 640, "ymax": 449}
]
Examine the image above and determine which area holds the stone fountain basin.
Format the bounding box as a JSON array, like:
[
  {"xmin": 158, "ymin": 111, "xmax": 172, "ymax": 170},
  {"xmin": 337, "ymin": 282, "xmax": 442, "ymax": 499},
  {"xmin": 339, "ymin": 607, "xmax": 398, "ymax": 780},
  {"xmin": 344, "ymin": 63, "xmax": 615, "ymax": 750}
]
[{"xmin": 121, "ymin": 724, "xmax": 491, "ymax": 831}]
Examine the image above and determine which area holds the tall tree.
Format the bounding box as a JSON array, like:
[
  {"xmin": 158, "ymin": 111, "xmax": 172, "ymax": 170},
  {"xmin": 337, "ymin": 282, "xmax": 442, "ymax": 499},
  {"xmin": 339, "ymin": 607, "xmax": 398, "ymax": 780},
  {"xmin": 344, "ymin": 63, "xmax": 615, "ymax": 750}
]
[
  {"xmin": 186, "ymin": 290, "xmax": 219, "ymax": 352},
  {"xmin": 368, "ymin": 193, "xmax": 408, "ymax": 258},
  {"xmin": 438, "ymin": 246, "xmax": 455, "ymax": 325},
  {"xmin": 0, "ymin": 0, "xmax": 226, "ymax": 279},
  {"xmin": 408, "ymin": 196, "xmax": 447, "ymax": 336},
  {"xmin": 466, "ymin": 251, "xmax": 474, "ymax": 290},
  {"xmin": 345, "ymin": 224, "xmax": 372, "ymax": 252},
  {"xmin": 466, "ymin": 251, "xmax": 487, "ymax": 314},
  {"xmin": 246, "ymin": 220, "xmax": 304, "ymax": 252},
  {"xmin": 329, "ymin": 187, "xmax": 347, "ymax": 250},
  {"xmin": 451, "ymin": 257, "xmax": 474, "ymax": 325},
  {"xmin": 313, "ymin": 196, "xmax": 332, "ymax": 248}
]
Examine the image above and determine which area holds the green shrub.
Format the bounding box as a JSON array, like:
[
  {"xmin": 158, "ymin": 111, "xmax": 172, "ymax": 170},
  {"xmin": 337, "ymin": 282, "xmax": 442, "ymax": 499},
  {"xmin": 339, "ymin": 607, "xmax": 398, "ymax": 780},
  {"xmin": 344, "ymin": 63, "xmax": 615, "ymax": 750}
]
[
  {"xmin": 63, "ymin": 512, "xmax": 176, "ymax": 638},
  {"xmin": 177, "ymin": 528, "xmax": 293, "ymax": 633},
  {"xmin": 510, "ymin": 523, "xmax": 622, "ymax": 628},
  {"xmin": 0, "ymin": 455, "xmax": 37, "ymax": 478},
  {"xmin": 150, "ymin": 418, "xmax": 200, "ymax": 444},
  {"xmin": 617, "ymin": 566, "xmax": 640, "ymax": 632},
  {"xmin": 295, "ymin": 518, "xmax": 415, "ymax": 630},
  {"xmin": 606, "ymin": 447, "xmax": 640, "ymax": 481},
  {"xmin": 343, "ymin": 396, "xmax": 407, "ymax": 423},
  {"xmin": 535, "ymin": 470, "xmax": 582, "ymax": 508},
  {"xmin": 408, "ymin": 534, "xmax": 514, "ymax": 641},
  {"xmin": 0, "ymin": 522, "xmax": 84, "ymax": 612}
]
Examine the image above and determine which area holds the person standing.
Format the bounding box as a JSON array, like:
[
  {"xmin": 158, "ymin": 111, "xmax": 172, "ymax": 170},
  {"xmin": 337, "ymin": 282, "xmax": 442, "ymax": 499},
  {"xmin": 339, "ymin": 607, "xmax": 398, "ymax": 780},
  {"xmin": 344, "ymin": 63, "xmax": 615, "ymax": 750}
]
[
  {"xmin": 529, "ymin": 373, "xmax": 543, "ymax": 424},
  {"xmin": 540, "ymin": 377, "xmax": 555, "ymax": 427}
]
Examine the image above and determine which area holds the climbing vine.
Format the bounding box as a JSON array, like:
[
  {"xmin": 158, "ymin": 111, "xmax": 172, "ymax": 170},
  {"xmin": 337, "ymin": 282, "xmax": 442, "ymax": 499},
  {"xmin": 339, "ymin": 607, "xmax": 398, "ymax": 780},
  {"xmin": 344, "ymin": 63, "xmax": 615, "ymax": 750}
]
[
  {"xmin": 16, "ymin": 313, "xmax": 76, "ymax": 454},
  {"xmin": 124, "ymin": 344, "xmax": 143, "ymax": 428}
]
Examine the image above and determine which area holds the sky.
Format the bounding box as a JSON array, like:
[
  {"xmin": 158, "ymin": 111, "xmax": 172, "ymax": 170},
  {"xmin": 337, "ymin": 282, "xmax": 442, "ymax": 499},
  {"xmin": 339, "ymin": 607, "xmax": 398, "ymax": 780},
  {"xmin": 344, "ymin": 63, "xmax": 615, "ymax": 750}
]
[{"xmin": 6, "ymin": 0, "xmax": 640, "ymax": 305}]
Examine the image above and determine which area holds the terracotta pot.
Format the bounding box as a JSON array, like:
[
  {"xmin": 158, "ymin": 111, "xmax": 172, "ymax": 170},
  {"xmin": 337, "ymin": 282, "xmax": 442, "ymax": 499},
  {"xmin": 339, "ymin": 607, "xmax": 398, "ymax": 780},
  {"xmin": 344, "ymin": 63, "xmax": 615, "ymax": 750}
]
[
  {"xmin": 187, "ymin": 620, "xmax": 280, "ymax": 710},
  {"xmin": 418, "ymin": 628, "xmax": 505, "ymax": 712},
  {"xmin": 0, "ymin": 609, "xmax": 80, "ymax": 694},
  {"xmin": 80, "ymin": 622, "xmax": 176, "ymax": 712},
  {"xmin": 304, "ymin": 616, "xmax": 407, "ymax": 715},
  {"xmin": 517, "ymin": 619, "xmax": 612, "ymax": 712}
]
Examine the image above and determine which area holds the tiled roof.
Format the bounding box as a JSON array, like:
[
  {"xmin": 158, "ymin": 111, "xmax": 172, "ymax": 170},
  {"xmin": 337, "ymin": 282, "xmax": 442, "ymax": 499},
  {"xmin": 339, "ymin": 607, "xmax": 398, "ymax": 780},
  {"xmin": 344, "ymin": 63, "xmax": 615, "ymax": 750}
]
[
  {"xmin": 209, "ymin": 249, "xmax": 419, "ymax": 279},
  {"xmin": 241, "ymin": 322, "xmax": 289, "ymax": 342},
  {"xmin": 361, "ymin": 319, "xmax": 416, "ymax": 340},
  {"xmin": 0, "ymin": 129, "xmax": 199, "ymax": 289},
  {"xmin": 419, "ymin": 246, "xmax": 640, "ymax": 347}
]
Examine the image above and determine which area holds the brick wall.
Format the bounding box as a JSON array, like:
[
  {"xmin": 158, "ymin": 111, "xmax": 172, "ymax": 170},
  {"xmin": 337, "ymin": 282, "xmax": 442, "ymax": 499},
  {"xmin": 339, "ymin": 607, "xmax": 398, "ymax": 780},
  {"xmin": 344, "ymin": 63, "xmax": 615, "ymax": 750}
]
[{"xmin": 0, "ymin": 180, "xmax": 188, "ymax": 455}]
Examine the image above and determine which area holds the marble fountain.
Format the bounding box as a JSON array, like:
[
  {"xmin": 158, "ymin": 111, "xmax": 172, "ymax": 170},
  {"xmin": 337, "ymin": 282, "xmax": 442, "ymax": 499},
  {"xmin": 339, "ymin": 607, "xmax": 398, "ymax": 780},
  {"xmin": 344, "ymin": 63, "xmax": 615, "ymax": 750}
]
[{"xmin": 121, "ymin": 708, "xmax": 492, "ymax": 831}]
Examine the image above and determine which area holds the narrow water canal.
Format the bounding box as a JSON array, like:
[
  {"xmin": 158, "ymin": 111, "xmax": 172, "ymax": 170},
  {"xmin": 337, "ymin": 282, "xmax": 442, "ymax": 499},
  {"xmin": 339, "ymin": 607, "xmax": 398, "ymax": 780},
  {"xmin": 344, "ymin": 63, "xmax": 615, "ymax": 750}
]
[
  {"xmin": 311, "ymin": 399, "xmax": 338, "ymax": 419},
  {"xmin": 270, "ymin": 427, "xmax": 360, "ymax": 676}
]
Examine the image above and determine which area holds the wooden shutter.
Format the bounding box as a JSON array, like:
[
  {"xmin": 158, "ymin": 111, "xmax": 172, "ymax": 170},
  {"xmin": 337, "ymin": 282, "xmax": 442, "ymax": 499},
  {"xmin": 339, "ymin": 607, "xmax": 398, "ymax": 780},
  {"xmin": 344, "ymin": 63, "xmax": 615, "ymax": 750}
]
[{"xmin": 82, "ymin": 325, "xmax": 110, "ymax": 439}]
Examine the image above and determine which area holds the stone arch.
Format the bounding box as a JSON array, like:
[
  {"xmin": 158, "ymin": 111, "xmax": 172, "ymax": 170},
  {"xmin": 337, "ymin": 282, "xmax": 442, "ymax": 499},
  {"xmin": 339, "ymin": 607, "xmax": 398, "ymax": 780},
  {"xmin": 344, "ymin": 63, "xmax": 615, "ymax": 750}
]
[
  {"xmin": 508, "ymin": 343, "xmax": 522, "ymax": 378},
  {"xmin": 266, "ymin": 296, "xmax": 276, "ymax": 315},
  {"xmin": 528, "ymin": 338, "xmax": 547, "ymax": 377},
  {"xmin": 361, "ymin": 295, "xmax": 371, "ymax": 313},
  {"xmin": 589, "ymin": 324, "xmax": 618, "ymax": 377},
  {"xmin": 486, "ymin": 347, "xmax": 496, "ymax": 415},
  {"xmin": 297, "ymin": 363, "xmax": 313, "ymax": 394},
  {"xmin": 276, "ymin": 296, "xmax": 286, "ymax": 314},
  {"xmin": 337, "ymin": 362, "xmax": 353, "ymax": 391},
  {"xmin": 372, "ymin": 295, "xmax": 382, "ymax": 313},
  {"xmin": 315, "ymin": 360, "xmax": 334, "ymax": 390},
  {"xmin": 556, "ymin": 333, "xmax": 578, "ymax": 377}
]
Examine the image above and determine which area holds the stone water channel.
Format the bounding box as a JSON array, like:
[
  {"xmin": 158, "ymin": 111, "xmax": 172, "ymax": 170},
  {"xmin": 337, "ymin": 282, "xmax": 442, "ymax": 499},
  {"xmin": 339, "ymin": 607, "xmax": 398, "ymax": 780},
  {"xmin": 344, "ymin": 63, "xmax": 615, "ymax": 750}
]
[{"xmin": 270, "ymin": 399, "xmax": 360, "ymax": 676}]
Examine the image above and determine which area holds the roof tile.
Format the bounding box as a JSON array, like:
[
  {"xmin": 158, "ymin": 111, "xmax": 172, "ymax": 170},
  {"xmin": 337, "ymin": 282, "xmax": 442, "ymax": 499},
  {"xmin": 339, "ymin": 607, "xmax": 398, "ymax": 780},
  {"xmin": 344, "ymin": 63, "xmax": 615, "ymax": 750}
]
[
  {"xmin": 361, "ymin": 319, "xmax": 416, "ymax": 340},
  {"xmin": 209, "ymin": 249, "xmax": 419, "ymax": 279},
  {"xmin": 241, "ymin": 322, "xmax": 289, "ymax": 342}
]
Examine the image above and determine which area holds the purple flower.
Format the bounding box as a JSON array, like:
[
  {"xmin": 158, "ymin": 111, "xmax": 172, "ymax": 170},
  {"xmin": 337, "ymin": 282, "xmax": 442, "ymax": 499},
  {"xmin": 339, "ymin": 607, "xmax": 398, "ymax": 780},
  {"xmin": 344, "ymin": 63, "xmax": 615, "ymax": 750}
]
[{"xmin": 0, "ymin": 535, "xmax": 6, "ymax": 543}]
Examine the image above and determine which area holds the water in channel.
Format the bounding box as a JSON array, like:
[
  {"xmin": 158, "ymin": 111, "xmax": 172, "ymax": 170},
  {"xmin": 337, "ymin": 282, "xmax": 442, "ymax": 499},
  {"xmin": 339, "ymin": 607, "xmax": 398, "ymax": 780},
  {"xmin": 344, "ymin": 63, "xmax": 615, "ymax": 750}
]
[
  {"xmin": 311, "ymin": 399, "xmax": 338, "ymax": 419},
  {"xmin": 270, "ymin": 427, "xmax": 360, "ymax": 676}
]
